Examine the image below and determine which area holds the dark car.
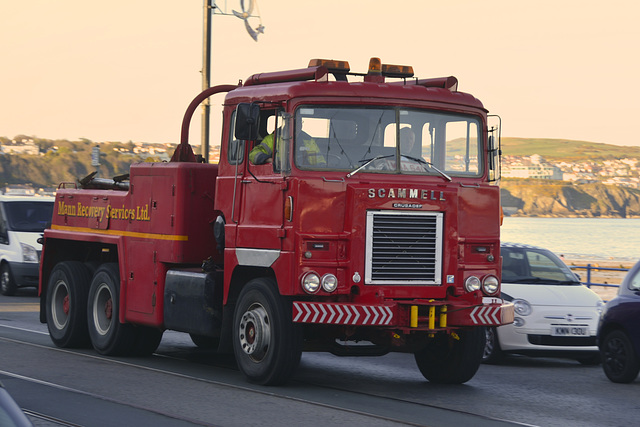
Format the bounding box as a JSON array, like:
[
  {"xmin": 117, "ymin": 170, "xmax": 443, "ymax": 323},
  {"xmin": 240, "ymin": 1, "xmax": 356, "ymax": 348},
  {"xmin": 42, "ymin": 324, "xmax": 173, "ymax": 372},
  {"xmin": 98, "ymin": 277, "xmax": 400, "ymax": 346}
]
[{"xmin": 597, "ymin": 259, "xmax": 640, "ymax": 383}]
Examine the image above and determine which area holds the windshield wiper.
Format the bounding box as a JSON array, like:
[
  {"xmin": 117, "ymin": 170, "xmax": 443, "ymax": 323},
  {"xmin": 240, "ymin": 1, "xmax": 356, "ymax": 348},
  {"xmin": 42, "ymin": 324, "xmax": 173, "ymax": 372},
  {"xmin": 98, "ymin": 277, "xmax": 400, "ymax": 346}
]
[
  {"xmin": 346, "ymin": 155, "xmax": 395, "ymax": 178},
  {"xmin": 402, "ymin": 155, "xmax": 452, "ymax": 182}
]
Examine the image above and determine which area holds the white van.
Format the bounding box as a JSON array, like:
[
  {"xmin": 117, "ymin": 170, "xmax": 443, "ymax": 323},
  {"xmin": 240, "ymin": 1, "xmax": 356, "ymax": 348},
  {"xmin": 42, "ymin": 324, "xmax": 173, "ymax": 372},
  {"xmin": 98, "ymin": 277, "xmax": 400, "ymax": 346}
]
[{"xmin": 0, "ymin": 195, "xmax": 54, "ymax": 296}]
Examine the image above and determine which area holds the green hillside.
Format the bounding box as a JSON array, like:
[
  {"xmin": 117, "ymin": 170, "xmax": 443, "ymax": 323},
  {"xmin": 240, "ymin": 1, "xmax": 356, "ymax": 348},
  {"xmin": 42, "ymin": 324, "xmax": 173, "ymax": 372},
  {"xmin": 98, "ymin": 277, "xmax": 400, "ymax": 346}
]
[{"xmin": 501, "ymin": 137, "xmax": 640, "ymax": 160}]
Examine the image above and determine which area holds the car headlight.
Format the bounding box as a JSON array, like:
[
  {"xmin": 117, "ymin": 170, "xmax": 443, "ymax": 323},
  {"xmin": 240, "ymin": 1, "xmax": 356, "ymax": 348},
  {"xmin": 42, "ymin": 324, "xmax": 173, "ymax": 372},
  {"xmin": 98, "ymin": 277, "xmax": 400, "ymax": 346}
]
[
  {"xmin": 464, "ymin": 276, "xmax": 481, "ymax": 292},
  {"xmin": 482, "ymin": 275, "xmax": 499, "ymax": 295},
  {"xmin": 321, "ymin": 274, "xmax": 338, "ymax": 292},
  {"xmin": 512, "ymin": 298, "xmax": 532, "ymax": 316},
  {"xmin": 301, "ymin": 272, "xmax": 320, "ymax": 294},
  {"xmin": 21, "ymin": 243, "xmax": 38, "ymax": 263},
  {"xmin": 596, "ymin": 300, "xmax": 604, "ymax": 315}
]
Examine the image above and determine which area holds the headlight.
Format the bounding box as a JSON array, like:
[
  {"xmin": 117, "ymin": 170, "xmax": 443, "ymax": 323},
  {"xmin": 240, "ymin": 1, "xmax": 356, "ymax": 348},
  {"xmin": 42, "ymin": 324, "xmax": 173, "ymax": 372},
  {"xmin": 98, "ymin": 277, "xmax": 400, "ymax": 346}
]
[
  {"xmin": 21, "ymin": 243, "xmax": 38, "ymax": 263},
  {"xmin": 301, "ymin": 272, "xmax": 320, "ymax": 294},
  {"xmin": 321, "ymin": 274, "xmax": 338, "ymax": 292},
  {"xmin": 482, "ymin": 275, "xmax": 500, "ymax": 295},
  {"xmin": 464, "ymin": 276, "xmax": 481, "ymax": 292},
  {"xmin": 512, "ymin": 298, "xmax": 532, "ymax": 316},
  {"xmin": 596, "ymin": 300, "xmax": 604, "ymax": 315}
]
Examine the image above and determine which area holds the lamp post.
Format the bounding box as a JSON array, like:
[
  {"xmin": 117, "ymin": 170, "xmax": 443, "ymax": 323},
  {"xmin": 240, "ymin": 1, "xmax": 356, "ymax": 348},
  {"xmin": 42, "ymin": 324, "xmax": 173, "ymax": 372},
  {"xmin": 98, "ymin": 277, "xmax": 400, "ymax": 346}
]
[
  {"xmin": 201, "ymin": 0, "xmax": 212, "ymax": 162},
  {"xmin": 200, "ymin": 0, "xmax": 264, "ymax": 162}
]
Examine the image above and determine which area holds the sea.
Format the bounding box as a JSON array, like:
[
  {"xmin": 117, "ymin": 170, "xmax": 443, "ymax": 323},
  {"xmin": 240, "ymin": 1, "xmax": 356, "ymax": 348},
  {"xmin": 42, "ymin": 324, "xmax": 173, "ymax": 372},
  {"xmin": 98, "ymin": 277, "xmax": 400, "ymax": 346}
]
[{"xmin": 500, "ymin": 217, "xmax": 640, "ymax": 263}]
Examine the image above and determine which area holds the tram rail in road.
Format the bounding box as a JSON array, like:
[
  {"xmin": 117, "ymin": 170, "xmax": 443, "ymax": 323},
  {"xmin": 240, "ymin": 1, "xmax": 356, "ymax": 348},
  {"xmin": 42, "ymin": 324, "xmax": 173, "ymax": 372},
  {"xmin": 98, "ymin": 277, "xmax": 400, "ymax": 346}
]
[{"xmin": 1, "ymin": 291, "xmax": 638, "ymax": 427}]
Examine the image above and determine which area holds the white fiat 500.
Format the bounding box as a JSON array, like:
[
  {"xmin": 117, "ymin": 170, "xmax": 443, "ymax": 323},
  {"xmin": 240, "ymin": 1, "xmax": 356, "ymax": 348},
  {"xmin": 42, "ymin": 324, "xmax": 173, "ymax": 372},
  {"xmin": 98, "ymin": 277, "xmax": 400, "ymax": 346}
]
[{"xmin": 483, "ymin": 242, "xmax": 604, "ymax": 364}]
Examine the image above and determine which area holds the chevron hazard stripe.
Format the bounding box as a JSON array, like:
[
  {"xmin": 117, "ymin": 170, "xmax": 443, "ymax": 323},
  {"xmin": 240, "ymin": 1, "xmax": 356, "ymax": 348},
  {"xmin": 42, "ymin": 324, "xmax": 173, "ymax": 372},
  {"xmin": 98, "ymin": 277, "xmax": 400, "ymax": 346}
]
[
  {"xmin": 470, "ymin": 305, "xmax": 504, "ymax": 325},
  {"xmin": 293, "ymin": 302, "xmax": 394, "ymax": 326}
]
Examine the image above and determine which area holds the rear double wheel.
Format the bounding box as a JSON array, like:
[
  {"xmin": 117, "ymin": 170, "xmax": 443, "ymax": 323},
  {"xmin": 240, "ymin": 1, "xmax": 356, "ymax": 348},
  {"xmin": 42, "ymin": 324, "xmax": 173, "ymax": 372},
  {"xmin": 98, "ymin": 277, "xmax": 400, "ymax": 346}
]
[
  {"xmin": 45, "ymin": 261, "xmax": 92, "ymax": 347},
  {"xmin": 87, "ymin": 263, "xmax": 136, "ymax": 356},
  {"xmin": 232, "ymin": 278, "xmax": 302, "ymax": 385}
]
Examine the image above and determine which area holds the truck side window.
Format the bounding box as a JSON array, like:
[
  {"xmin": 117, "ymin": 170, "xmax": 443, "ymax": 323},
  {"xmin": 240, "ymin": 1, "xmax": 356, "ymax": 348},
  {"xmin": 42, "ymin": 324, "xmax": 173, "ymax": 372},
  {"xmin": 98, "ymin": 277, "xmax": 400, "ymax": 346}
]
[
  {"xmin": 228, "ymin": 111, "xmax": 245, "ymax": 165},
  {"xmin": 273, "ymin": 111, "xmax": 289, "ymax": 172}
]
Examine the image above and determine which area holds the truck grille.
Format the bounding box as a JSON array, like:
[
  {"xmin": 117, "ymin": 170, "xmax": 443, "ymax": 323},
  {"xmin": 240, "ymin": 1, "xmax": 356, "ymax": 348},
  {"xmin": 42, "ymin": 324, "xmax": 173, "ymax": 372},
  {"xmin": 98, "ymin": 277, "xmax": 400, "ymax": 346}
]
[{"xmin": 365, "ymin": 211, "xmax": 443, "ymax": 285}]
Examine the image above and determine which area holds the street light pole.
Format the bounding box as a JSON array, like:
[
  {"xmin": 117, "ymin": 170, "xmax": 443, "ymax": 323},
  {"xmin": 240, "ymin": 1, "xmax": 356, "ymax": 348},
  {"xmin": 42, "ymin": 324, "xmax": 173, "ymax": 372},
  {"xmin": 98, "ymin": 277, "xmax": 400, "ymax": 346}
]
[{"xmin": 201, "ymin": 0, "xmax": 212, "ymax": 161}]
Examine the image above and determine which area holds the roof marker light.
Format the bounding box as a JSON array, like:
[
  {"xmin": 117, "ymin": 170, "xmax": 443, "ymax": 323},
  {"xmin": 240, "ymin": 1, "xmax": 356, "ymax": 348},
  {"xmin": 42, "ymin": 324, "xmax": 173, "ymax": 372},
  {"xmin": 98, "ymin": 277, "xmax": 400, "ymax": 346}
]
[
  {"xmin": 381, "ymin": 63, "xmax": 414, "ymax": 78},
  {"xmin": 368, "ymin": 57, "xmax": 382, "ymax": 74},
  {"xmin": 308, "ymin": 59, "xmax": 350, "ymax": 73}
]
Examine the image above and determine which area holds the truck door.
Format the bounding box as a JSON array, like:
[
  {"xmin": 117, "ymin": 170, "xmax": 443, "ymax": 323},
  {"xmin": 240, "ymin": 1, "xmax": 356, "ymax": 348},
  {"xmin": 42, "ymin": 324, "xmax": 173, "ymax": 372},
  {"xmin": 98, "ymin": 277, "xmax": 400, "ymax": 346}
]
[{"xmin": 236, "ymin": 109, "xmax": 287, "ymax": 252}]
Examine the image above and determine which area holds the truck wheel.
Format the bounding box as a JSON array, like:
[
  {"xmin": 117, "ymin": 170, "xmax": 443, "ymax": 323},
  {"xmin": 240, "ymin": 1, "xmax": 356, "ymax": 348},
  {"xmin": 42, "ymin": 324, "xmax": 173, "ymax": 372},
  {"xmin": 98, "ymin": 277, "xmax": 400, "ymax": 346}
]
[
  {"xmin": 414, "ymin": 327, "xmax": 485, "ymax": 384},
  {"xmin": 0, "ymin": 264, "xmax": 17, "ymax": 296},
  {"xmin": 87, "ymin": 263, "xmax": 136, "ymax": 356},
  {"xmin": 601, "ymin": 329, "xmax": 640, "ymax": 383},
  {"xmin": 45, "ymin": 261, "xmax": 92, "ymax": 347},
  {"xmin": 232, "ymin": 278, "xmax": 302, "ymax": 385},
  {"xmin": 482, "ymin": 326, "xmax": 504, "ymax": 364}
]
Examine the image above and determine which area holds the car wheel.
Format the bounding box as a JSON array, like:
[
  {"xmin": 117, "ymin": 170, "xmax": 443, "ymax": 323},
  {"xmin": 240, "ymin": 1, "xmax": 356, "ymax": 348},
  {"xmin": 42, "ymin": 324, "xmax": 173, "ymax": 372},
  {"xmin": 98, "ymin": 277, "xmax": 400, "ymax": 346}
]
[
  {"xmin": 482, "ymin": 326, "xmax": 504, "ymax": 364},
  {"xmin": 601, "ymin": 329, "xmax": 640, "ymax": 383},
  {"xmin": 0, "ymin": 264, "xmax": 17, "ymax": 296}
]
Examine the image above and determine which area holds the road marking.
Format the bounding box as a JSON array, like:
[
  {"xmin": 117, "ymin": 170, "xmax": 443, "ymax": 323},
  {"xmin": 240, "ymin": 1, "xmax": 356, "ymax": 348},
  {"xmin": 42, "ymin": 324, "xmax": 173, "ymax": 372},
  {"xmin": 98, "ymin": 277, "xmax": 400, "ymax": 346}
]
[
  {"xmin": 0, "ymin": 324, "xmax": 49, "ymax": 335},
  {"xmin": 0, "ymin": 303, "xmax": 40, "ymax": 312}
]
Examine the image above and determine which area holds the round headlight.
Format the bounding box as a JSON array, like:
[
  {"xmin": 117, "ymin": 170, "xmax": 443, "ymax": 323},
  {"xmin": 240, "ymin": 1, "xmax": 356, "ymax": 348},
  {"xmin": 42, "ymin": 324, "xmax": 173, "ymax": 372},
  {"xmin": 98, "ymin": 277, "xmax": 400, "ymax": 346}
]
[
  {"xmin": 302, "ymin": 272, "xmax": 320, "ymax": 294},
  {"xmin": 321, "ymin": 274, "xmax": 338, "ymax": 292},
  {"xmin": 464, "ymin": 276, "xmax": 481, "ymax": 292},
  {"xmin": 512, "ymin": 298, "xmax": 532, "ymax": 316},
  {"xmin": 482, "ymin": 275, "xmax": 500, "ymax": 295}
]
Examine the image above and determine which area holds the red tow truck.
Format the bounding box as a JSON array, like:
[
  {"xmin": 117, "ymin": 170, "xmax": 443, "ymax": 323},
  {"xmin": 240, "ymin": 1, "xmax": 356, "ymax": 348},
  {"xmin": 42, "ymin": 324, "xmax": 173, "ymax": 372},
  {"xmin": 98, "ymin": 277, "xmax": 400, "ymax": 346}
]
[{"xmin": 39, "ymin": 58, "xmax": 513, "ymax": 385}]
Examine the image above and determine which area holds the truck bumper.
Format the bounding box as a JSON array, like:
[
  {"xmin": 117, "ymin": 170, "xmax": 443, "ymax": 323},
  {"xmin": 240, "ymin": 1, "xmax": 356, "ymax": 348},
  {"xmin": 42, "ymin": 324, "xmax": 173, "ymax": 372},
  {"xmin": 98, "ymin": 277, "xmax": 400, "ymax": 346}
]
[{"xmin": 292, "ymin": 300, "xmax": 514, "ymax": 329}]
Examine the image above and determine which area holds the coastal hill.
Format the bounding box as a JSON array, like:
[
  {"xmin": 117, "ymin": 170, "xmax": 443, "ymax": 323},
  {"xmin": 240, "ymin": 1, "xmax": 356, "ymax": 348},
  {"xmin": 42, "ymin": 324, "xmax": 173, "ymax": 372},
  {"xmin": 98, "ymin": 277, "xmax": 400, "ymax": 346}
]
[
  {"xmin": 499, "ymin": 138, "xmax": 640, "ymax": 218},
  {"xmin": 500, "ymin": 137, "xmax": 640, "ymax": 160},
  {"xmin": 501, "ymin": 180, "xmax": 640, "ymax": 218}
]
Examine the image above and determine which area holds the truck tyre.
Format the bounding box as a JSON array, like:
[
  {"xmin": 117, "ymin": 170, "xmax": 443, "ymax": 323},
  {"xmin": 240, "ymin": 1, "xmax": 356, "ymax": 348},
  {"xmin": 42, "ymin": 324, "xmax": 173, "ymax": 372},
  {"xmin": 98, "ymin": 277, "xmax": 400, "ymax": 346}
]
[
  {"xmin": 482, "ymin": 326, "xmax": 504, "ymax": 364},
  {"xmin": 232, "ymin": 278, "xmax": 302, "ymax": 385},
  {"xmin": 87, "ymin": 263, "xmax": 136, "ymax": 356},
  {"xmin": 601, "ymin": 329, "xmax": 640, "ymax": 383},
  {"xmin": 0, "ymin": 264, "xmax": 17, "ymax": 296},
  {"xmin": 45, "ymin": 261, "xmax": 92, "ymax": 348},
  {"xmin": 414, "ymin": 327, "xmax": 485, "ymax": 384}
]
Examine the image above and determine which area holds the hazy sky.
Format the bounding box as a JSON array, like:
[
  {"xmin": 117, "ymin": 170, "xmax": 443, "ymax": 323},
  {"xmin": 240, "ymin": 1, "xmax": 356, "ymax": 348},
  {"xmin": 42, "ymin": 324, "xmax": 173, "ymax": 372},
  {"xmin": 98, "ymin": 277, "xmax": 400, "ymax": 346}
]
[{"xmin": 2, "ymin": 0, "xmax": 639, "ymax": 147}]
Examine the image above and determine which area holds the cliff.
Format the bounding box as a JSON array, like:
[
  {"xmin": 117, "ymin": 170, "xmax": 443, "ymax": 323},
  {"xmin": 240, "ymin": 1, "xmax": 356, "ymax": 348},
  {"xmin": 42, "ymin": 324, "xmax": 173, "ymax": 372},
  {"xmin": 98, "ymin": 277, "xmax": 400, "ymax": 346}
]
[{"xmin": 500, "ymin": 180, "xmax": 640, "ymax": 218}]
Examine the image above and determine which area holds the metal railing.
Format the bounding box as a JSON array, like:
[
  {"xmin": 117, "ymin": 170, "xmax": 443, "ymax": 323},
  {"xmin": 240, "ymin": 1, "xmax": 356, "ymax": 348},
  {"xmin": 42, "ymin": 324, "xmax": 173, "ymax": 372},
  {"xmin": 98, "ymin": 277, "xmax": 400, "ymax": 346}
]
[{"xmin": 570, "ymin": 264, "xmax": 628, "ymax": 290}]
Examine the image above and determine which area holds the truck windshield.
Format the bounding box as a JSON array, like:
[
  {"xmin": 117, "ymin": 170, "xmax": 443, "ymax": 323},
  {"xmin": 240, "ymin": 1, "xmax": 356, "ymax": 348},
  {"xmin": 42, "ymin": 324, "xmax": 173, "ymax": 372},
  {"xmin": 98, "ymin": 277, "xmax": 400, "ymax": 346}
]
[
  {"xmin": 4, "ymin": 201, "xmax": 54, "ymax": 232},
  {"xmin": 294, "ymin": 106, "xmax": 482, "ymax": 177}
]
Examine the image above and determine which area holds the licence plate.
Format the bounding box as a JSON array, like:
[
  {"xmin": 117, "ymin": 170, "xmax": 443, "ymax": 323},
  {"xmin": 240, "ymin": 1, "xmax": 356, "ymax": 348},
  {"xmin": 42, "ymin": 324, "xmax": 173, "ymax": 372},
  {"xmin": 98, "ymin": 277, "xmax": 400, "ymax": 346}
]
[{"xmin": 551, "ymin": 325, "xmax": 589, "ymax": 336}]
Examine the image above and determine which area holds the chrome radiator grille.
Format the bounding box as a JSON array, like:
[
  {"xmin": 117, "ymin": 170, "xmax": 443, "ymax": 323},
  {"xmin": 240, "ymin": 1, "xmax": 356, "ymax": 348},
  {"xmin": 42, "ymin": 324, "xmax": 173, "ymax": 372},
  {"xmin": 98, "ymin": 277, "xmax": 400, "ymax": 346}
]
[{"xmin": 365, "ymin": 211, "xmax": 443, "ymax": 285}]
